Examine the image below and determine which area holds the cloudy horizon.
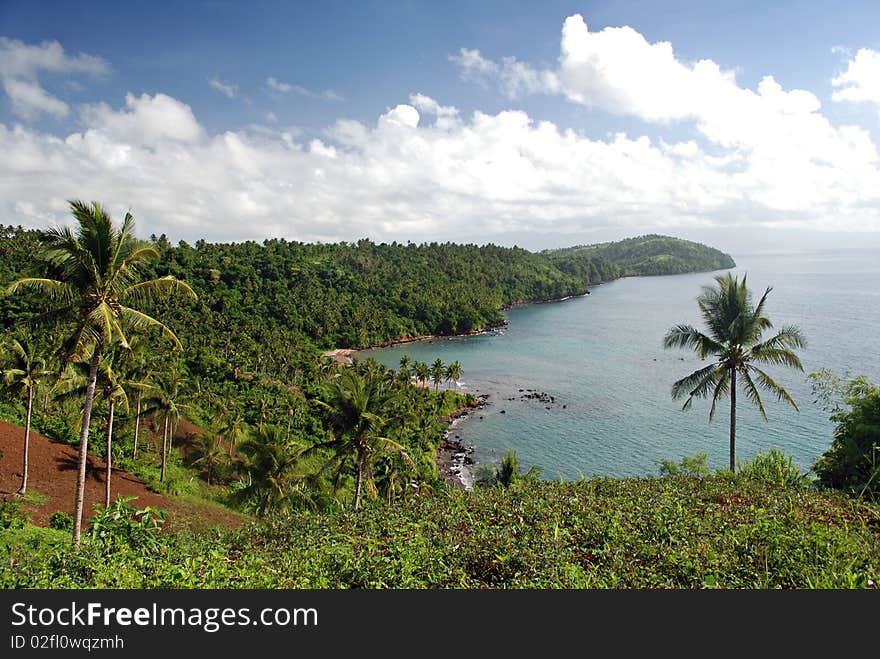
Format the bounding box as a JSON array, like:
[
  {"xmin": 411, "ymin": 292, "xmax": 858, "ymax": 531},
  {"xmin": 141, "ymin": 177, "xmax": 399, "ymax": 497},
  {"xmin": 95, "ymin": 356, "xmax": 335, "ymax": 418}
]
[{"xmin": 2, "ymin": 3, "xmax": 880, "ymax": 253}]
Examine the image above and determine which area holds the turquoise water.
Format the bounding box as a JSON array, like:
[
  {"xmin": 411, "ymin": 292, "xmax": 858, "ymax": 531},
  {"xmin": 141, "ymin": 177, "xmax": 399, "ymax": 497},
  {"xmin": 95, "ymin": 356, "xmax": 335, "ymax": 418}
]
[{"xmin": 362, "ymin": 248, "xmax": 880, "ymax": 479}]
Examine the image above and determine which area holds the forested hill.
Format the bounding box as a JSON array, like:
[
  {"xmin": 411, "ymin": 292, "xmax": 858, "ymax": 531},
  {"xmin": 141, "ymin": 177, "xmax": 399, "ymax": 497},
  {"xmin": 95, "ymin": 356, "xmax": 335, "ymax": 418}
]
[
  {"xmin": 545, "ymin": 235, "xmax": 736, "ymax": 277},
  {"xmin": 0, "ymin": 227, "xmax": 733, "ymax": 366}
]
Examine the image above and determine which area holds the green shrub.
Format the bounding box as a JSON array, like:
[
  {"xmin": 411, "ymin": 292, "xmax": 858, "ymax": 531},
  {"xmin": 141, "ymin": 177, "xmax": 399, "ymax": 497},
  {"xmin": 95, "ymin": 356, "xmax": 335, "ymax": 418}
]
[
  {"xmin": 735, "ymin": 449, "xmax": 809, "ymax": 487},
  {"xmin": 811, "ymin": 373, "xmax": 880, "ymax": 500},
  {"xmin": 0, "ymin": 500, "xmax": 29, "ymax": 529},
  {"xmin": 87, "ymin": 496, "xmax": 166, "ymax": 552},
  {"xmin": 659, "ymin": 452, "xmax": 710, "ymax": 477},
  {"xmin": 49, "ymin": 511, "xmax": 74, "ymax": 532}
]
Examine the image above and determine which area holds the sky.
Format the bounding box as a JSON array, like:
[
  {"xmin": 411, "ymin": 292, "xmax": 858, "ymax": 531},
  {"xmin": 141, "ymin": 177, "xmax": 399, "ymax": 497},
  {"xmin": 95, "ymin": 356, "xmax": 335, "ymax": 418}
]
[{"xmin": 2, "ymin": 0, "xmax": 880, "ymax": 252}]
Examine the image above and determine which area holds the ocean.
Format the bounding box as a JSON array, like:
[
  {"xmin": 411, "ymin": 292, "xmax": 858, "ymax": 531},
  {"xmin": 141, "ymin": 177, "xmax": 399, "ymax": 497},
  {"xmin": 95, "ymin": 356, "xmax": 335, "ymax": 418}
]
[{"xmin": 362, "ymin": 247, "xmax": 880, "ymax": 479}]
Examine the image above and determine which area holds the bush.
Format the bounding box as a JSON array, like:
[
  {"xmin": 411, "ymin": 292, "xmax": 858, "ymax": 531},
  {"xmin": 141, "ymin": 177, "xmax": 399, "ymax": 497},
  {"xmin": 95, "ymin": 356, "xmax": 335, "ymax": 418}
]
[
  {"xmin": 0, "ymin": 500, "xmax": 29, "ymax": 529},
  {"xmin": 659, "ymin": 452, "xmax": 710, "ymax": 477},
  {"xmin": 811, "ymin": 372, "xmax": 880, "ymax": 500},
  {"xmin": 735, "ymin": 449, "xmax": 809, "ymax": 488},
  {"xmin": 49, "ymin": 511, "xmax": 74, "ymax": 532},
  {"xmin": 87, "ymin": 496, "xmax": 166, "ymax": 551}
]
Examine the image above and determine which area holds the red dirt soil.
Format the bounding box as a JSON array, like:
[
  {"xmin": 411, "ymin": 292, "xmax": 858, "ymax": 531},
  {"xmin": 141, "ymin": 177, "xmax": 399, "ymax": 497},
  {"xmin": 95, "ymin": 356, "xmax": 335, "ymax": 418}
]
[{"xmin": 0, "ymin": 419, "xmax": 246, "ymax": 530}]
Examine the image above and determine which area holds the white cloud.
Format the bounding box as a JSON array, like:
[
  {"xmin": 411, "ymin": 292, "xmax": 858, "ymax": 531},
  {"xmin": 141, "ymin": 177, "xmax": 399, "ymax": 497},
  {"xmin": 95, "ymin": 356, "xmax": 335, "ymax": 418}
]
[
  {"xmin": 0, "ymin": 37, "xmax": 109, "ymax": 121},
  {"xmin": 209, "ymin": 77, "xmax": 237, "ymax": 98},
  {"xmin": 832, "ymin": 48, "xmax": 880, "ymax": 111},
  {"xmin": 3, "ymin": 78, "xmax": 69, "ymax": 119},
  {"xmin": 2, "ymin": 88, "xmax": 879, "ymax": 246},
  {"xmin": 78, "ymin": 93, "xmax": 203, "ymax": 146},
  {"xmin": 266, "ymin": 76, "xmax": 342, "ymax": 101}
]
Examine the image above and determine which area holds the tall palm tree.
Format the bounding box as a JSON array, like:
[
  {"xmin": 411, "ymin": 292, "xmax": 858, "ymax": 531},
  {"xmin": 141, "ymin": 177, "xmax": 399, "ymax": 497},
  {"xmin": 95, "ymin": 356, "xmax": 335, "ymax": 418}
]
[
  {"xmin": 5, "ymin": 201, "xmax": 195, "ymax": 547},
  {"xmin": 413, "ymin": 361, "xmax": 430, "ymax": 389},
  {"xmin": 312, "ymin": 369, "xmax": 411, "ymax": 509},
  {"xmin": 663, "ymin": 273, "xmax": 806, "ymax": 471},
  {"xmin": 117, "ymin": 335, "xmax": 150, "ymax": 460},
  {"xmin": 1, "ymin": 337, "xmax": 51, "ymax": 494},
  {"xmin": 444, "ymin": 360, "xmax": 463, "ymax": 389},
  {"xmin": 58, "ymin": 351, "xmax": 129, "ymax": 507},
  {"xmin": 142, "ymin": 371, "xmax": 188, "ymax": 483},
  {"xmin": 430, "ymin": 358, "xmax": 445, "ymax": 391}
]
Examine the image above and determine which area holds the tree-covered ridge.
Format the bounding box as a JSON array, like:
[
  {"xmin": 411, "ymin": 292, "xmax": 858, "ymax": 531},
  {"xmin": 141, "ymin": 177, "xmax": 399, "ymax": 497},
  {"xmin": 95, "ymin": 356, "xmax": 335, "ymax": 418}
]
[
  {"xmin": 545, "ymin": 234, "xmax": 736, "ymax": 277},
  {"xmin": 2, "ymin": 228, "xmax": 734, "ymax": 358}
]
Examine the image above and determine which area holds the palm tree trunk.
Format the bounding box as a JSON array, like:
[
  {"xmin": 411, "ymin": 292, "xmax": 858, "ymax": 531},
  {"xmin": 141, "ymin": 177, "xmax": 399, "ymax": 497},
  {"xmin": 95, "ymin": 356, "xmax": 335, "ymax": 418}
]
[
  {"xmin": 104, "ymin": 400, "xmax": 115, "ymax": 507},
  {"xmin": 132, "ymin": 393, "xmax": 141, "ymax": 459},
  {"xmin": 18, "ymin": 386, "xmax": 33, "ymax": 494},
  {"xmin": 72, "ymin": 342, "xmax": 102, "ymax": 549},
  {"xmin": 354, "ymin": 452, "xmax": 365, "ymax": 511},
  {"xmin": 729, "ymin": 368, "xmax": 737, "ymax": 472},
  {"xmin": 160, "ymin": 413, "xmax": 169, "ymax": 483}
]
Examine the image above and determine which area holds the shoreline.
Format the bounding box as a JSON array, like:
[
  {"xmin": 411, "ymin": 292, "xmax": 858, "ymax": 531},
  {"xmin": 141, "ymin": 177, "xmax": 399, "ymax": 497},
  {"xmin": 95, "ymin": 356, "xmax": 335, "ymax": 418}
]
[{"xmin": 436, "ymin": 395, "xmax": 488, "ymax": 490}]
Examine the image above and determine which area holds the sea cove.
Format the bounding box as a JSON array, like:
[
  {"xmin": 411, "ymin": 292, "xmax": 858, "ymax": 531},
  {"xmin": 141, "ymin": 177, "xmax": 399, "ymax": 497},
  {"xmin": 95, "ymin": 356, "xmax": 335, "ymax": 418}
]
[{"xmin": 363, "ymin": 247, "xmax": 880, "ymax": 480}]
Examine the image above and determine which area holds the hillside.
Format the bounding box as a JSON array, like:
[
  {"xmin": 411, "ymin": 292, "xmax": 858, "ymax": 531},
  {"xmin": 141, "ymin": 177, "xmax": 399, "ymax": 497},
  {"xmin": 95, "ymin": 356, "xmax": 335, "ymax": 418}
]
[
  {"xmin": 545, "ymin": 234, "xmax": 736, "ymax": 278},
  {"xmin": 3, "ymin": 476, "xmax": 878, "ymax": 588}
]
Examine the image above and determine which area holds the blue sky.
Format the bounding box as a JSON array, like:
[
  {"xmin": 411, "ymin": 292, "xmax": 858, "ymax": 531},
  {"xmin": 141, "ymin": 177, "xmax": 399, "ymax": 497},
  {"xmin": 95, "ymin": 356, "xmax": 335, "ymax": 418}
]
[{"xmin": 1, "ymin": 1, "xmax": 880, "ymax": 250}]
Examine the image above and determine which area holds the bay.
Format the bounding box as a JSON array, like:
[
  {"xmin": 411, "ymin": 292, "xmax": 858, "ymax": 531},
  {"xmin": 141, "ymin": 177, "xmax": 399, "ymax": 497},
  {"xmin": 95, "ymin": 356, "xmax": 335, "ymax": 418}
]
[{"xmin": 362, "ymin": 247, "xmax": 880, "ymax": 479}]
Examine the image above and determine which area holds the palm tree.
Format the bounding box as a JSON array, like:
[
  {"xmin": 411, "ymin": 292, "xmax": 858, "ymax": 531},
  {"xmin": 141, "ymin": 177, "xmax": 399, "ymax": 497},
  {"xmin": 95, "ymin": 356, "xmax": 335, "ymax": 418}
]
[
  {"xmin": 1, "ymin": 337, "xmax": 51, "ymax": 494},
  {"xmin": 6, "ymin": 201, "xmax": 196, "ymax": 548},
  {"xmin": 312, "ymin": 369, "xmax": 411, "ymax": 509},
  {"xmin": 444, "ymin": 360, "xmax": 462, "ymax": 389},
  {"xmin": 58, "ymin": 350, "xmax": 129, "ymax": 507},
  {"xmin": 413, "ymin": 361, "xmax": 430, "ymax": 389},
  {"xmin": 663, "ymin": 273, "xmax": 806, "ymax": 471},
  {"xmin": 192, "ymin": 432, "xmax": 225, "ymax": 486},
  {"xmin": 398, "ymin": 354, "xmax": 412, "ymax": 377},
  {"xmin": 234, "ymin": 424, "xmax": 310, "ymax": 516},
  {"xmin": 142, "ymin": 371, "xmax": 188, "ymax": 483},
  {"xmin": 117, "ymin": 336, "xmax": 150, "ymax": 460},
  {"xmin": 430, "ymin": 358, "xmax": 445, "ymax": 391}
]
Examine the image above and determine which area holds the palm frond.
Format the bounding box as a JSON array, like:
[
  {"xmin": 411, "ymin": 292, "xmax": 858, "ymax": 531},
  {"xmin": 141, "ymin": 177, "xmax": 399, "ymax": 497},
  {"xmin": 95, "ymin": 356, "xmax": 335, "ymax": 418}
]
[
  {"xmin": 738, "ymin": 368, "xmax": 768, "ymax": 421},
  {"xmin": 749, "ymin": 366, "xmax": 800, "ymax": 412},
  {"xmin": 671, "ymin": 363, "xmax": 719, "ymax": 400},
  {"xmin": 117, "ymin": 306, "xmax": 182, "ymax": 348},
  {"xmin": 125, "ymin": 276, "xmax": 197, "ymax": 304},
  {"xmin": 707, "ymin": 369, "xmax": 731, "ymax": 421},
  {"xmin": 663, "ymin": 324, "xmax": 723, "ymax": 357}
]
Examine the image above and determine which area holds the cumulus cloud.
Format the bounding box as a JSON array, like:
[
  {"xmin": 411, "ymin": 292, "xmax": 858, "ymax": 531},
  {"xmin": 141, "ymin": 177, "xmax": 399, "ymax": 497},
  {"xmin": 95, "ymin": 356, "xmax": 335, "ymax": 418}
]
[
  {"xmin": 450, "ymin": 15, "xmax": 880, "ymax": 209},
  {"xmin": 77, "ymin": 93, "xmax": 203, "ymax": 146},
  {"xmin": 2, "ymin": 78, "xmax": 70, "ymax": 119},
  {"xmin": 0, "ymin": 37, "xmax": 109, "ymax": 120},
  {"xmin": 266, "ymin": 76, "xmax": 342, "ymax": 101},
  {"xmin": 832, "ymin": 48, "xmax": 880, "ymax": 111},
  {"xmin": 209, "ymin": 77, "xmax": 237, "ymax": 98},
  {"xmin": 2, "ymin": 89, "xmax": 879, "ymax": 245}
]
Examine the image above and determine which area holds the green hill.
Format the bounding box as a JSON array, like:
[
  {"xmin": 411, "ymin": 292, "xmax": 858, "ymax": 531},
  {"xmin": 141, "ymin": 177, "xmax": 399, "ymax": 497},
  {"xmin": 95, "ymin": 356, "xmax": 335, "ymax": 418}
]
[{"xmin": 546, "ymin": 234, "xmax": 736, "ymax": 279}]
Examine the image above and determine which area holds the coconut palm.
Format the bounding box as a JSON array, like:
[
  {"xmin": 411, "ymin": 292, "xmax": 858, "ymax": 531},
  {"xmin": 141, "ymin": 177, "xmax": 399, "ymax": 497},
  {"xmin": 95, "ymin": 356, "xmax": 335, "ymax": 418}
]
[
  {"xmin": 6, "ymin": 200, "xmax": 196, "ymax": 547},
  {"xmin": 191, "ymin": 432, "xmax": 225, "ymax": 486},
  {"xmin": 312, "ymin": 369, "xmax": 411, "ymax": 509},
  {"xmin": 413, "ymin": 361, "xmax": 430, "ymax": 388},
  {"xmin": 444, "ymin": 360, "xmax": 462, "ymax": 389},
  {"xmin": 234, "ymin": 424, "xmax": 311, "ymax": 516},
  {"xmin": 58, "ymin": 350, "xmax": 129, "ymax": 506},
  {"xmin": 142, "ymin": 371, "xmax": 188, "ymax": 483},
  {"xmin": 1, "ymin": 337, "xmax": 51, "ymax": 494},
  {"xmin": 430, "ymin": 358, "xmax": 445, "ymax": 391},
  {"xmin": 663, "ymin": 273, "xmax": 806, "ymax": 471}
]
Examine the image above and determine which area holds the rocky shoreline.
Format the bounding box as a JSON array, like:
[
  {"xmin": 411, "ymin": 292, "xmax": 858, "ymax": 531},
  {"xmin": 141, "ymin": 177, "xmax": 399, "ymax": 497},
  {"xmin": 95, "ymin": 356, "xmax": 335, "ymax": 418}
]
[{"xmin": 436, "ymin": 394, "xmax": 488, "ymax": 490}]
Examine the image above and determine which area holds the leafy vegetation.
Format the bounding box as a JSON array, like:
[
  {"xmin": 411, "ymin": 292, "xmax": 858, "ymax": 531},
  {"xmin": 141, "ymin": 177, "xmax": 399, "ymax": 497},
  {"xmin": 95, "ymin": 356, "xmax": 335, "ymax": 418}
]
[
  {"xmin": 1, "ymin": 476, "xmax": 877, "ymax": 588},
  {"xmin": 811, "ymin": 371, "xmax": 880, "ymax": 500}
]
